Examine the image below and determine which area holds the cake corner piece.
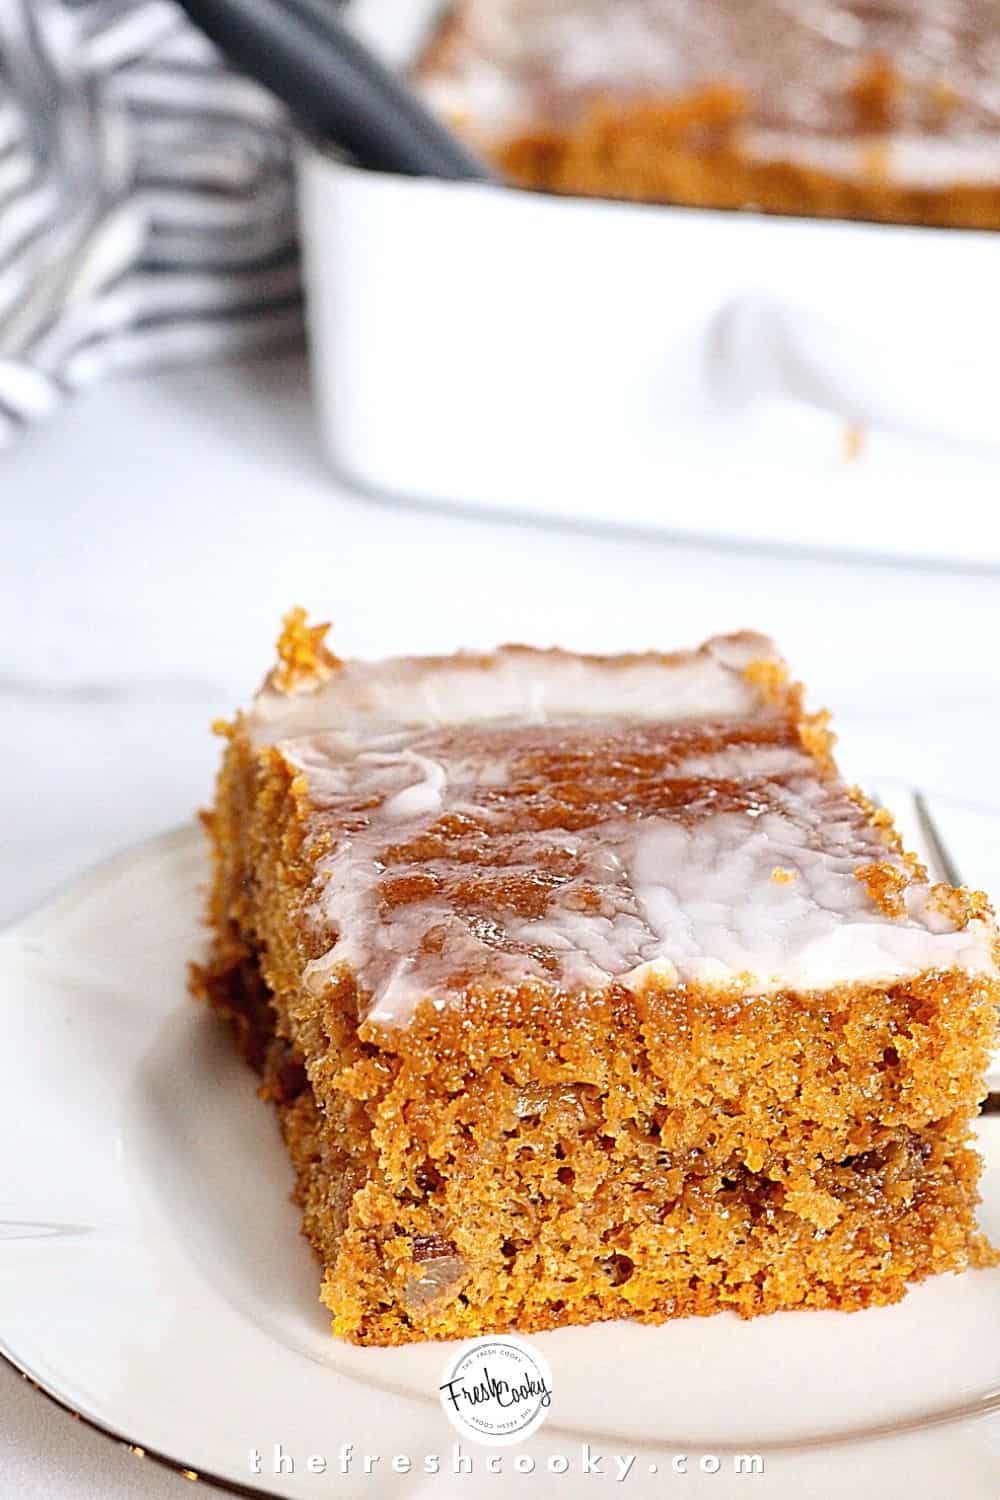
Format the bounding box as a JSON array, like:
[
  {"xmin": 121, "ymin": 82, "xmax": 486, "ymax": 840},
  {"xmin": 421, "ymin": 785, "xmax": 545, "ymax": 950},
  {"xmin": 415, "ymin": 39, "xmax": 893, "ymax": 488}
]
[{"xmin": 193, "ymin": 610, "xmax": 999, "ymax": 1345}]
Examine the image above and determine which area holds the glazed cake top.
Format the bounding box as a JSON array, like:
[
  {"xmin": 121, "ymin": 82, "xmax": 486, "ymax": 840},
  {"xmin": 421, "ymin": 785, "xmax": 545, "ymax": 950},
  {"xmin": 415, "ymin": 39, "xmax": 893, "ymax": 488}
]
[
  {"xmin": 248, "ymin": 617, "xmax": 996, "ymax": 1026},
  {"xmin": 417, "ymin": 0, "xmax": 1000, "ymax": 186}
]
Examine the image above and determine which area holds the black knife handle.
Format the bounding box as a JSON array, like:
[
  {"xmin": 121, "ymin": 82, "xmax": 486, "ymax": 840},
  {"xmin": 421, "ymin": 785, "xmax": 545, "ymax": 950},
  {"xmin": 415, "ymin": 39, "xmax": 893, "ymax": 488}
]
[{"xmin": 175, "ymin": 0, "xmax": 495, "ymax": 181}]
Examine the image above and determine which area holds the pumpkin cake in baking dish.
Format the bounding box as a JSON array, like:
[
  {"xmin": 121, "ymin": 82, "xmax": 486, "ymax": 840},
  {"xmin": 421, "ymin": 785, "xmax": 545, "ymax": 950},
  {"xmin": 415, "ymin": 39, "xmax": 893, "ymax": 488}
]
[
  {"xmin": 416, "ymin": 0, "xmax": 1000, "ymax": 228},
  {"xmin": 193, "ymin": 610, "xmax": 999, "ymax": 1346}
]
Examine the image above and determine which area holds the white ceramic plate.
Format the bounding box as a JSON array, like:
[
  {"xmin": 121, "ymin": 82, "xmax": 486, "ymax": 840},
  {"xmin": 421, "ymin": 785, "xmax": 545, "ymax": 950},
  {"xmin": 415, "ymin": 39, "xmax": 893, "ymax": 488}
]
[{"xmin": 3, "ymin": 816, "xmax": 1000, "ymax": 1500}]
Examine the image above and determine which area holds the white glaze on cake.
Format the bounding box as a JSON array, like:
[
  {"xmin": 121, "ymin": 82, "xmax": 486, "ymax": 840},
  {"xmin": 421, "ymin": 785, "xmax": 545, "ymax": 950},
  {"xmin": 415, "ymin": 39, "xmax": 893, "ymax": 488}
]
[
  {"xmin": 247, "ymin": 633, "xmax": 773, "ymax": 746},
  {"xmin": 417, "ymin": 0, "xmax": 1000, "ymax": 188},
  {"xmin": 247, "ymin": 633, "xmax": 998, "ymax": 1025}
]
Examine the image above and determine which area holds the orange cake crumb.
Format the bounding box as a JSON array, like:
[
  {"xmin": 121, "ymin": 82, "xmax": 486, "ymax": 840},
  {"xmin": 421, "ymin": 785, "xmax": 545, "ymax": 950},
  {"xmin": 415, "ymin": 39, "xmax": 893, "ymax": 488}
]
[
  {"xmin": 855, "ymin": 861, "xmax": 911, "ymax": 919},
  {"xmin": 272, "ymin": 606, "xmax": 341, "ymax": 694}
]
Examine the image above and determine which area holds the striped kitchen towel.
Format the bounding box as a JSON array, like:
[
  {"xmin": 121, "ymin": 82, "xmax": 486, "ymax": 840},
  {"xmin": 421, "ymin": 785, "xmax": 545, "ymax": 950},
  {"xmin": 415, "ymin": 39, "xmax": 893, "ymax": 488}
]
[{"xmin": 0, "ymin": 0, "xmax": 302, "ymax": 446}]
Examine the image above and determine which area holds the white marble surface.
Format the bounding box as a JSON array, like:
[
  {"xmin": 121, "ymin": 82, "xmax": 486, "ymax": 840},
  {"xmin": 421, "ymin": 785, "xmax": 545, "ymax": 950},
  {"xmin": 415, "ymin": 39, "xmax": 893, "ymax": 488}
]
[{"xmin": 3, "ymin": 349, "xmax": 1000, "ymax": 1497}]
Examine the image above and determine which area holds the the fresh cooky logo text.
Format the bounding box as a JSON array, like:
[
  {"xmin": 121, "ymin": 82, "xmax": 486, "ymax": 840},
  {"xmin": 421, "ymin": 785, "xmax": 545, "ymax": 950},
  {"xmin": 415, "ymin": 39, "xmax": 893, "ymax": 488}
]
[{"xmin": 439, "ymin": 1336, "xmax": 553, "ymax": 1447}]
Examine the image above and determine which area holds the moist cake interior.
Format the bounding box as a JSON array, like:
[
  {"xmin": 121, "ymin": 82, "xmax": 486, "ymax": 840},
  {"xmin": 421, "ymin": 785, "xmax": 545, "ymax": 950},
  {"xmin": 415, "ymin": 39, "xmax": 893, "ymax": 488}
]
[{"xmin": 194, "ymin": 615, "xmax": 999, "ymax": 1344}]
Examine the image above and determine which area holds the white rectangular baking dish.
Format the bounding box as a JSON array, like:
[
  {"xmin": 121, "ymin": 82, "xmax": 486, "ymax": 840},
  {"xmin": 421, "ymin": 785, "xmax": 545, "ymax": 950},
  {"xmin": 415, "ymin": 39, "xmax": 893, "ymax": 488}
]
[{"xmin": 297, "ymin": 0, "xmax": 1000, "ymax": 563}]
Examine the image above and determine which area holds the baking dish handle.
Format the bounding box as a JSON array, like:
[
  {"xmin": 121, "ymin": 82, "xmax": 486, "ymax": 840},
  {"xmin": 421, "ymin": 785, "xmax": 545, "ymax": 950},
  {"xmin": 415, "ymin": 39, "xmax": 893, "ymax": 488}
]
[{"xmin": 710, "ymin": 292, "xmax": 1000, "ymax": 450}]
